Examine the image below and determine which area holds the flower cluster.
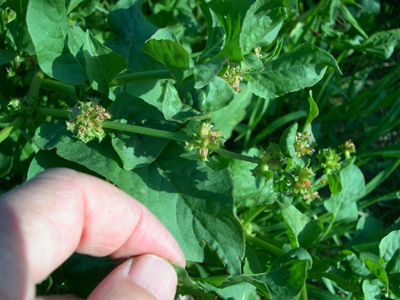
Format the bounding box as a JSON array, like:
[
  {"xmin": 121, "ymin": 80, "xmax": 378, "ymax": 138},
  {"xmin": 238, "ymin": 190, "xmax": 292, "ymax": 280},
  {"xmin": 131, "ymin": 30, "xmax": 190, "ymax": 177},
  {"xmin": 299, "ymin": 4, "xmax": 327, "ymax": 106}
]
[
  {"xmin": 253, "ymin": 46, "xmax": 262, "ymax": 59},
  {"xmin": 341, "ymin": 139, "xmax": 356, "ymax": 159},
  {"xmin": 251, "ymin": 127, "xmax": 322, "ymax": 203},
  {"xmin": 222, "ymin": 66, "xmax": 244, "ymax": 93},
  {"xmin": 186, "ymin": 122, "xmax": 224, "ymax": 161},
  {"xmin": 290, "ymin": 167, "xmax": 321, "ymax": 203},
  {"xmin": 66, "ymin": 100, "xmax": 111, "ymax": 143},
  {"xmin": 294, "ymin": 131, "xmax": 315, "ymax": 157},
  {"xmin": 316, "ymin": 148, "xmax": 341, "ymax": 175},
  {"xmin": 251, "ymin": 144, "xmax": 282, "ymax": 179}
]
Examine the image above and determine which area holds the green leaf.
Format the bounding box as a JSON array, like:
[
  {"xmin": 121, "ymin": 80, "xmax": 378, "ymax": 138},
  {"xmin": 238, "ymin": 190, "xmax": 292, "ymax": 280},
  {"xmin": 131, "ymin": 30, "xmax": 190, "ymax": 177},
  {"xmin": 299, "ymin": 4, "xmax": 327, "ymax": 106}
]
[
  {"xmin": 109, "ymin": 93, "xmax": 176, "ymax": 170},
  {"xmin": 324, "ymin": 164, "xmax": 365, "ymax": 223},
  {"xmin": 248, "ymin": 43, "xmax": 341, "ymax": 99},
  {"xmin": 162, "ymin": 83, "xmax": 200, "ymax": 122},
  {"xmin": 198, "ymin": 0, "xmax": 225, "ymax": 61},
  {"xmin": 0, "ymin": 138, "xmax": 13, "ymax": 178},
  {"xmin": 279, "ymin": 123, "xmax": 298, "ymax": 158},
  {"xmin": 27, "ymin": 149, "xmax": 96, "ymax": 180},
  {"xmin": 362, "ymin": 277, "xmax": 384, "ymax": 300},
  {"xmin": 209, "ymin": 83, "xmax": 253, "ymax": 139},
  {"xmin": 33, "ymin": 122, "xmax": 245, "ymax": 275},
  {"xmin": 6, "ymin": 0, "xmax": 34, "ymax": 54},
  {"xmin": 229, "ymin": 148, "xmax": 274, "ymax": 205},
  {"xmin": 339, "ymin": 2, "xmax": 368, "ymax": 39},
  {"xmin": 327, "ymin": 172, "xmax": 342, "ymax": 195},
  {"xmin": 302, "ymin": 90, "xmax": 319, "ymax": 132},
  {"xmin": 240, "ymin": 0, "xmax": 287, "ymax": 55},
  {"xmin": 359, "ymin": 29, "xmax": 400, "ymax": 59},
  {"xmin": 83, "ymin": 30, "xmax": 127, "ymax": 95},
  {"xmin": 365, "ymin": 259, "xmax": 389, "ymax": 288},
  {"xmin": 201, "ymin": 249, "xmax": 311, "ymax": 300},
  {"xmin": 0, "ymin": 49, "xmax": 15, "ymax": 65},
  {"xmin": 26, "ymin": 0, "xmax": 87, "ymax": 84},
  {"xmin": 379, "ymin": 230, "xmax": 400, "ymax": 273},
  {"xmin": 194, "ymin": 59, "xmax": 226, "ymax": 89},
  {"xmin": 282, "ymin": 205, "xmax": 323, "ymax": 249},
  {"xmin": 58, "ymin": 254, "xmax": 122, "ymax": 298},
  {"xmin": 106, "ymin": 0, "xmax": 165, "ymax": 106},
  {"xmin": 175, "ymin": 76, "xmax": 234, "ymax": 115},
  {"xmin": 174, "ymin": 264, "xmax": 217, "ymax": 299},
  {"xmin": 208, "ymin": 0, "xmax": 254, "ymax": 61},
  {"xmin": 66, "ymin": 0, "xmax": 84, "ymax": 14},
  {"xmin": 142, "ymin": 28, "xmax": 193, "ymax": 83}
]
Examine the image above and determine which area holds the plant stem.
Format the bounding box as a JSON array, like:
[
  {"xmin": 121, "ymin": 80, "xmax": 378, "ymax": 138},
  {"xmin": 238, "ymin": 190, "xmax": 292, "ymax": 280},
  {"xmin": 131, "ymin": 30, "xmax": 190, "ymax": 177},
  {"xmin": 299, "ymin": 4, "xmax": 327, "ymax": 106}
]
[
  {"xmin": 23, "ymin": 76, "xmax": 77, "ymax": 99},
  {"xmin": 28, "ymin": 70, "xmax": 45, "ymax": 101},
  {"xmin": 102, "ymin": 121, "xmax": 192, "ymax": 143},
  {"xmin": 41, "ymin": 79, "xmax": 77, "ymax": 99},
  {"xmin": 109, "ymin": 69, "xmax": 173, "ymax": 87},
  {"xmin": 300, "ymin": 284, "xmax": 308, "ymax": 300},
  {"xmin": 0, "ymin": 116, "xmax": 25, "ymax": 143},
  {"xmin": 245, "ymin": 233, "xmax": 285, "ymax": 257},
  {"xmin": 322, "ymin": 272, "xmax": 359, "ymax": 292},
  {"xmin": 33, "ymin": 107, "xmax": 261, "ymax": 164},
  {"xmin": 35, "ymin": 107, "xmax": 71, "ymax": 119},
  {"xmin": 211, "ymin": 147, "xmax": 260, "ymax": 164},
  {"xmin": 242, "ymin": 205, "xmax": 268, "ymax": 228}
]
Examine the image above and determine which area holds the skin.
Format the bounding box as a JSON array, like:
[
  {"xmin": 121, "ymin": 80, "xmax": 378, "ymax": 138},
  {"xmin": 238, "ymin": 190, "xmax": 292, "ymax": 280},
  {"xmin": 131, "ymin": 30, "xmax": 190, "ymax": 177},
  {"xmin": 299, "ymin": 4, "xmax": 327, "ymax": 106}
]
[{"xmin": 0, "ymin": 168, "xmax": 186, "ymax": 300}]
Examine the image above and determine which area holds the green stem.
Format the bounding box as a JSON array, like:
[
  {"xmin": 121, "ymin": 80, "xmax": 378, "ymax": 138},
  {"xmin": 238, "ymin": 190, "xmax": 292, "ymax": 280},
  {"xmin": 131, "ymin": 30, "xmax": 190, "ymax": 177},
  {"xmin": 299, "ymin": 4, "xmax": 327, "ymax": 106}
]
[
  {"xmin": 102, "ymin": 121, "xmax": 192, "ymax": 143},
  {"xmin": 35, "ymin": 107, "xmax": 71, "ymax": 119},
  {"xmin": 242, "ymin": 205, "xmax": 268, "ymax": 228},
  {"xmin": 300, "ymin": 284, "xmax": 308, "ymax": 300},
  {"xmin": 33, "ymin": 107, "xmax": 261, "ymax": 164},
  {"xmin": 0, "ymin": 115, "xmax": 18, "ymax": 123},
  {"xmin": 28, "ymin": 70, "xmax": 45, "ymax": 100},
  {"xmin": 110, "ymin": 69, "xmax": 173, "ymax": 87},
  {"xmin": 23, "ymin": 76, "xmax": 77, "ymax": 99},
  {"xmin": 41, "ymin": 79, "xmax": 77, "ymax": 99},
  {"xmin": 322, "ymin": 272, "xmax": 359, "ymax": 292},
  {"xmin": 0, "ymin": 116, "xmax": 25, "ymax": 143},
  {"xmin": 245, "ymin": 233, "xmax": 285, "ymax": 257},
  {"xmin": 211, "ymin": 147, "xmax": 260, "ymax": 164}
]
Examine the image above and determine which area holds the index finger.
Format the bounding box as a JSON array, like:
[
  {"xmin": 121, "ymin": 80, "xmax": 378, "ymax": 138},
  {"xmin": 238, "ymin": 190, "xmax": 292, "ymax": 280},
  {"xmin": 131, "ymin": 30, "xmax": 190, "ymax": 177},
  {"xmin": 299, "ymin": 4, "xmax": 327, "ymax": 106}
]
[{"xmin": 0, "ymin": 168, "xmax": 185, "ymax": 285}]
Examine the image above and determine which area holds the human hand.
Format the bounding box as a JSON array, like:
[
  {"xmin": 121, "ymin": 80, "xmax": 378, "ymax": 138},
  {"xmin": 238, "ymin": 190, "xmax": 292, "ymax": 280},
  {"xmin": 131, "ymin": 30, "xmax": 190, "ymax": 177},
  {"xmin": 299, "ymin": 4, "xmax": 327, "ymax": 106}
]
[{"xmin": 0, "ymin": 168, "xmax": 186, "ymax": 300}]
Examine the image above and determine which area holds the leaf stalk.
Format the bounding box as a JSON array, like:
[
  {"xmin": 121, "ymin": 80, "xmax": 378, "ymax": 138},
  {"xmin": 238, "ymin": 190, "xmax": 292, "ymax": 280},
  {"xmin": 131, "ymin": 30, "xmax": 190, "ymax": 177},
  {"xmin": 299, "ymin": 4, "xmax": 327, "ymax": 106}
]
[
  {"xmin": 0, "ymin": 116, "xmax": 25, "ymax": 144},
  {"xmin": 109, "ymin": 69, "xmax": 173, "ymax": 86},
  {"xmin": 245, "ymin": 233, "xmax": 285, "ymax": 257}
]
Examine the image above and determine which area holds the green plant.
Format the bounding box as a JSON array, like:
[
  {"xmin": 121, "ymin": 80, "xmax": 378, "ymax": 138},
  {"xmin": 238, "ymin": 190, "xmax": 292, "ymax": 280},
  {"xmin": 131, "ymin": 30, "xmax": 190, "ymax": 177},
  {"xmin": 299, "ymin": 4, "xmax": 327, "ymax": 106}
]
[{"xmin": 1, "ymin": 0, "xmax": 399, "ymax": 299}]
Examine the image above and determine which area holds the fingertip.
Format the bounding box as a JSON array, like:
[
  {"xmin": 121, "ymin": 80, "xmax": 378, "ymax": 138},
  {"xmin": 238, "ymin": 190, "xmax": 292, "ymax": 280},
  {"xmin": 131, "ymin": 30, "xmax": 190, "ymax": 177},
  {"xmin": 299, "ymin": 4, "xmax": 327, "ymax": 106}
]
[{"xmin": 88, "ymin": 256, "xmax": 178, "ymax": 300}]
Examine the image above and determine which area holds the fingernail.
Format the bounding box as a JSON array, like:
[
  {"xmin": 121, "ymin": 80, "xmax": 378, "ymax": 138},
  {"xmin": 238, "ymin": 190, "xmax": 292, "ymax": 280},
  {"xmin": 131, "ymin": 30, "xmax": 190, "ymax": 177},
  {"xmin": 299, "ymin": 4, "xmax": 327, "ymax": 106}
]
[{"xmin": 128, "ymin": 255, "xmax": 178, "ymax": 300}]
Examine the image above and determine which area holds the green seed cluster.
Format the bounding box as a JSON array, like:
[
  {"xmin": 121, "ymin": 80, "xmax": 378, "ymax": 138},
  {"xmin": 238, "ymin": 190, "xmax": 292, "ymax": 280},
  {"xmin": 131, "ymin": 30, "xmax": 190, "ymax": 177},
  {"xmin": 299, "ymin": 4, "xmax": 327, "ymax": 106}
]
[
  {"xmin": 222, "ymin": 66, "xmax": 244, "ymax": 93},
  {"xmin": 186, "ymin": 122, "xmax": 224, "ymax": 161},
  {"xmin": 66, "ymin": 100, "xmax": 111, "ymax": 143},
  {"xmin": 316, "ymin": 148, "xmax": 341, "ymax": 175},
  {"xmin": 294, "ymin": 131, "xmax": 315, "ymax": 157},
  {"xmin": 341, "ymin": 139, "xmax": 356, "ymax": 159},
  {"xmin": 252, "ymin": 142, "xmax": 320, "ymax": 204}
]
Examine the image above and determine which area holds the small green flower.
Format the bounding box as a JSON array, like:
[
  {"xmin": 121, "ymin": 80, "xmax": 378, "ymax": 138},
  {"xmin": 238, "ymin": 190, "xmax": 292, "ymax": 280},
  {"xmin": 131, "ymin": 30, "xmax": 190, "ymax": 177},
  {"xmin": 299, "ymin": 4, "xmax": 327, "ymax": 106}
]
[
  {"xmin": 290, "ymin": 167, "xmax": 320, "ymax": 203},
  {"xmin": 222, "ymin": 66, "xmax": 244, "ymax": 93},
  {"xmin": 294, "ymin": 131, "xmax": 314, "ymax": 157},
  {"xmin": 186, "ymin": 122, "xmax": 225, "ymax": 161},
  {"xmin": 66, "ymin": 100, "xmax": 111, "ymax": 143},
  {"xmin": 317, "ymin": 148, "xmax": 341, "ymax": 175},
  {"xmin": 252, "ymin": 143, "xmax": 283, "ymax": 179},
  {"xmin": 253, "ymin": 46, "xmax": 262, "ymax": 59},
  {"xmin": 340, "ymin": 139, "xmax": 356, "ymax": 159}
]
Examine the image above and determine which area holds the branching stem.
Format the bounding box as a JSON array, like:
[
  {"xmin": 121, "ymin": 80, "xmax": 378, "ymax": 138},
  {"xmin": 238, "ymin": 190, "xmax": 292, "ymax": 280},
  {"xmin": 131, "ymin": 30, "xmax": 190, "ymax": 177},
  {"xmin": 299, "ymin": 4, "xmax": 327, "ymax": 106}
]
[{"xmin": 32, "ymin": 107, "xmax": 259, "ymax": 164}]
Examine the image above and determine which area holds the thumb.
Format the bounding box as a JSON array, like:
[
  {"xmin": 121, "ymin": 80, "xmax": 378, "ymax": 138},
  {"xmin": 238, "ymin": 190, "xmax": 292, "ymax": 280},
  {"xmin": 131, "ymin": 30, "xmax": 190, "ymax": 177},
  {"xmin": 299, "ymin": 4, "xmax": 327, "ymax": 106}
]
[{"xmin": 87, "ymin": 255, "xmax": 178, "ymax": 300}]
